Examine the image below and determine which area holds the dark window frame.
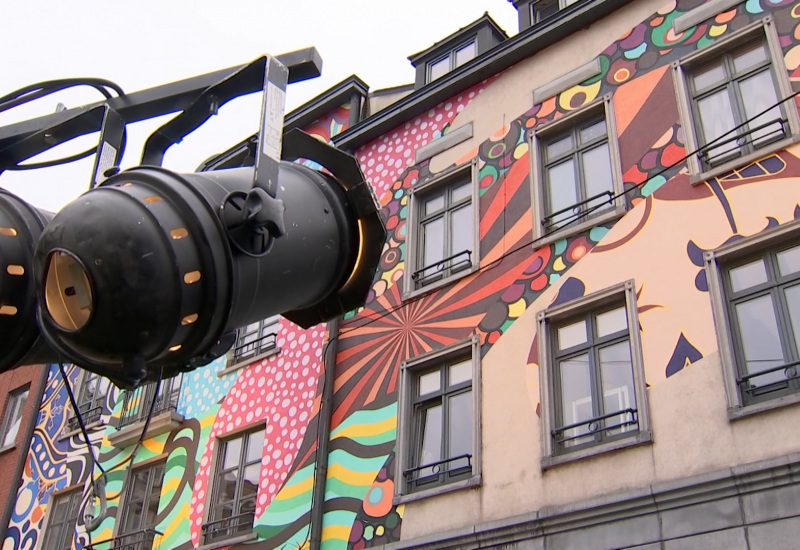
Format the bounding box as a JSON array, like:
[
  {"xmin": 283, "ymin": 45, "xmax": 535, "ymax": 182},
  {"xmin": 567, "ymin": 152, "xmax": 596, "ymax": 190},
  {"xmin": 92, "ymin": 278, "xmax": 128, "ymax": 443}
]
[
  {"xmin": 229, "ymin": 316, "xmax": 281, "ymax": 367},
  {"xmin": 41, "ymin": 489, "xmax": 83, "ymax": 550},
  {"xmin": 115, "ymin": 461, "xmax": 166, "ymax": 550},
  {"xmin": 66, "ymin": 370, "xmax": 111, "ymax": 432},
  {"xmin": 426, "ymin": 39, "xmax": 477, "ymax": 83}
]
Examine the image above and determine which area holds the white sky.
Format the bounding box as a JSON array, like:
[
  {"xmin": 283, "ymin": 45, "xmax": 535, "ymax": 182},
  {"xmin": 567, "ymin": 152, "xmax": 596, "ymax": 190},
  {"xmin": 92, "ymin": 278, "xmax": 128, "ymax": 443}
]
[{"xmin": 0, "ymin": 0, "xmax": 518, "ymax": 211}]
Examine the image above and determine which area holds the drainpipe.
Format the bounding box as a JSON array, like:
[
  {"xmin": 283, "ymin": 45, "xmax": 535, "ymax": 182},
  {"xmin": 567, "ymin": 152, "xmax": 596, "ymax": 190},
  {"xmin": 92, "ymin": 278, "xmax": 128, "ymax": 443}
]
[
  {"xmin": 309, "ymin": 318, "xmax": 340, "ymax": 550},
  {"xmin": 0, "ymin": 363, "xmax": 50, "ymax": 536}
]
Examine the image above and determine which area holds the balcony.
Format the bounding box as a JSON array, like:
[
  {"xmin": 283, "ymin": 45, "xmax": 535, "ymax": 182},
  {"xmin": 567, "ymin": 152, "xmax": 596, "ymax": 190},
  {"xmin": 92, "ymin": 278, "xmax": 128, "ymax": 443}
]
[
  {"xmin": 85, "ymin": 528, "xmax": 162, "ymax": 550},
  {"xmin": 108, "ymin": 375, "xmax": 184, "ymax": 449}
]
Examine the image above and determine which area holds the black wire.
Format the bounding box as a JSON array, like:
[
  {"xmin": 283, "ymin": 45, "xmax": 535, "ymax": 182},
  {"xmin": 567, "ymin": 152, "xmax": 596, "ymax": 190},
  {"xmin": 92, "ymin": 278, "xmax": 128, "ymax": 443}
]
[
  {"xmin": 58, "ymin": 363, "xmax": 106, "ymax": 475},
  {"xmin": 338, "ymin": 89, "xmax": 800, "ymax": 337}
]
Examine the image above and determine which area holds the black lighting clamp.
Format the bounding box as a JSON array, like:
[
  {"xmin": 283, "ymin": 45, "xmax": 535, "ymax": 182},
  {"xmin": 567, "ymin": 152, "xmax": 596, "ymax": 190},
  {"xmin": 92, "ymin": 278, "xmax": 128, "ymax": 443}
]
[{"xmin": 0, "ymin": 51, "xmax": 386, "ymax": 389}]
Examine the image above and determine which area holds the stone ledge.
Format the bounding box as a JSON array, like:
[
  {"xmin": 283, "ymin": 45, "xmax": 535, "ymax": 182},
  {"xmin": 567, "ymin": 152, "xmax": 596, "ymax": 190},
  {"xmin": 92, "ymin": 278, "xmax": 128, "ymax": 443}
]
[{"xmin": 107, "ymin": 411, "xmax": 184, "ymax": 449}]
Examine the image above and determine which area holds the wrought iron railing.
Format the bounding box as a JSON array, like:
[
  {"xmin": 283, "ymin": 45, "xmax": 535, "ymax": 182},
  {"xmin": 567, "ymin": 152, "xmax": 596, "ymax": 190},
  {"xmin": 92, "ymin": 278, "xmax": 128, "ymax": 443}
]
[
  {"xmin": 201, "ymin": 512, "xmax": 255, "ymax": 545},
  {"xmin": 700, "ymin": 117, "xmax": 788, "ymax": 166},
  {"xmin": 85, "ymin": 528, "xmax": 162, "ymax": 550},
  {"xmin": 232, "ymin": 331, "xmax": 278, "ymax": 364},
  {"xmin": 542, "ymin": 190, "xmax": 614, "ymax": 231},
  {"xmin": 412, "ymin": 250, "xmax": 472, "ymax": 287},
  {"xmin": 118, "ymin": 375, "xmax": 181, "ymax": 429},
  {"xmin": 552, "ymin": 407, "xmax": 638, "ymax": 445},
  {"xmin": 403, "ymin": 453, "xmax": 473, "ymax": 483},
  {"xmin": 66, "ymin": 404, "xmax": 103, "ymax": 432},
  {"xmin": 738, "ymin": 358, "xmax": 800, "ymax": 398}
]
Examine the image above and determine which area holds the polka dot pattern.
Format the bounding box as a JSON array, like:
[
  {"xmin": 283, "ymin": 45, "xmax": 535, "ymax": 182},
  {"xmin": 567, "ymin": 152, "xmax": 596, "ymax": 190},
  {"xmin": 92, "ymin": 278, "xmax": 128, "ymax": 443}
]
[
  {"xmin": 177, "ymin": 355, "xmax": 231, "ymax": 417},
  {"xmin": 188, "ymin": 320, "xmax": 325, "ymax": 546}
]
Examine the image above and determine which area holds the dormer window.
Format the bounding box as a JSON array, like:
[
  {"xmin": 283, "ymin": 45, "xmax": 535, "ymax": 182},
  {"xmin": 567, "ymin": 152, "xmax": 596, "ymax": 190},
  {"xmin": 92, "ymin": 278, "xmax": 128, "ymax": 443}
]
[
  {"xmin": 428, "ymin": 41, "xmax": 477, "ymax": 82},
  {"xmin": 530, "ymin": 0, "xmax": 579, "ymax": 24}
]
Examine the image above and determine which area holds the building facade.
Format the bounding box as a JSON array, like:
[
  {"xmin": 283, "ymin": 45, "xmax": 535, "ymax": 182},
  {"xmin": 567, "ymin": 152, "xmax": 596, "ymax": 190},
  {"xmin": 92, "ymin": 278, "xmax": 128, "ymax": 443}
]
[{"xmin": 5, "ymin": 0, "xmax": 800, "ymax": 548}]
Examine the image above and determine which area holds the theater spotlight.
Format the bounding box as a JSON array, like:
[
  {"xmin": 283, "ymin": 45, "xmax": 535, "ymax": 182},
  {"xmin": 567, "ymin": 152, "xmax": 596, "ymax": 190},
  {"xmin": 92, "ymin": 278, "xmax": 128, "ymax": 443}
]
[
  {"xmin": 0, "ymin": 189, "xmax": 57, "ymax": 371},
  {"xmin": 34, "ymin": 130, "xmax": 385, "ymax": 389}
]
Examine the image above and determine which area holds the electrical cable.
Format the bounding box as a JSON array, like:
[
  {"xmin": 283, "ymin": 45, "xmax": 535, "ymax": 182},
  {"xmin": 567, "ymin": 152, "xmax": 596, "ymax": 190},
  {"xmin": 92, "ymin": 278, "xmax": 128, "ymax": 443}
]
[
  {"xmin": 0, "ymin": 77, "xmax": 126, "ymax": 172},
  {"xmin": 338, "ymin": 89, "xmax": 800, "ymax": 337}
]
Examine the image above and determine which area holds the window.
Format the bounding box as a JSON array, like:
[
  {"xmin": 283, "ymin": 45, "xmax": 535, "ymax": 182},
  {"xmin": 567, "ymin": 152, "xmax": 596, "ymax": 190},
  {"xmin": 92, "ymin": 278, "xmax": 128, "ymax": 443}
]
[
  {"xmin": 406, "ymin": 163, "xmax": 477, "ymax": 295},
  {"xmin": 41, "ymin": 490, "xmax": 82, "ymax": 550},
  {"xmin": 427, "ymin": 41, "xmax": 476, "ymax": 83},
  {"xmin": 673, "ymin": 19, "xmax": 799, "ymax": 178},
  {"xmin": 0, "ymin": 385, "xmax": 29, "ymax": 448},
  {"xmin": 118, "ymin": 374, "xmax": 182, "ymax": 429},
  {"xmin": 537, "ymin": 281, "xmax": 650, "ymax": 466},
  {"xmin": 395, "ymin": 337, "xmax": 481, "ymax": 502},
  {"xmin": 202, "ymin": 427, "xmax": 263, "ymax": 545},
  {"xmin": 530, "ymin": 0, "xmax": 579, "ymax": 23},
  {"xmin": 67, "ymin": 371, "xmax": 111, "ymax": 431},
  {"xmin": 530, "ymin": 96, "xmax": 624, "ymax": 242},
  {"xmin": 116, "ymin": 462, "xmax": 165, "ymax": 550},
  {"xmin": 706, "ymin": 221, "xmax": 800, "ymax": 416},
  {"xmin": 229, "ymin": 316, "xmax": 280, "ymax": 367}
]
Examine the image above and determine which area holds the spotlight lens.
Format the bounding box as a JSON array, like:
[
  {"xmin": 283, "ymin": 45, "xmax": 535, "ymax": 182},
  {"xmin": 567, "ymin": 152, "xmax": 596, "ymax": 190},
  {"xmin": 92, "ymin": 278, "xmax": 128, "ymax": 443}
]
[{"xmin": 44, "ymin": 250, "xmax": 93, "ymax": 331}]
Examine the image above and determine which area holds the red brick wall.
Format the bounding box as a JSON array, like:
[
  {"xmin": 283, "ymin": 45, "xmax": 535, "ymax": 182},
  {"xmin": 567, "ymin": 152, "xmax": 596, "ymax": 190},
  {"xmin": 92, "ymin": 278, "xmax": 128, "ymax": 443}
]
[{"xmin": 0, "ymin": 364, "xmax": 47, "ymax": 519}]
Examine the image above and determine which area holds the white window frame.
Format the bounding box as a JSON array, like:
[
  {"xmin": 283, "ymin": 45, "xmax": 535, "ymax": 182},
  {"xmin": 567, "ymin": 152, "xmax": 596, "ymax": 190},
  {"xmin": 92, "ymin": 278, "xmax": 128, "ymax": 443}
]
[
  {"xmin": 529, "ymin": 94, "xmax": 625, "ymax": 246},
  {"xmin": 0, "ymin": 384, "xmax": 29, "ymax": 450},
  {"xmin": 394, "ymin": 335, "xmax": 481, "ymax": 504},
  {"xmin": 537, "ymin": 280, "xmax": 651, "ymax": 468},
  {"xmin": 404, "ymin": 160, "xmax": 480, "ymax": 299},
  {"xmin": 198, "ymin": 424, "xmax": 263, "ymax": 550},
  {"xmin": 672, "ymin": 17, "xmax": 800, "ymax": 184},
  {"xmin": 113, "ymin": 459, "xmax": 166, "ymax": 548},
  {"xmin": 220, "ymin": 315, "xmax": 281, "ymax": 376},
  {"xmin": 705, "ymin": 219, "xmax": 800, "ymax": 419}
]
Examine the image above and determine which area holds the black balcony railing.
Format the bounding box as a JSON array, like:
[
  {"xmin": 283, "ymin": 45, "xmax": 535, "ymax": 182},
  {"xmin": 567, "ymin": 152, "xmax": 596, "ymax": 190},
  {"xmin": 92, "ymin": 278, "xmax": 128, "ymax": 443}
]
[
  {"xmin": 231, "ymin": 332, "xmax": 278, "ymax": 364},
  {"xmin": 700, "ymin": 117, "xmax": 788, "ymax": 166},
  {"xmin": 552, "ymin": 407, "xmax": 638, "ymax": 445},
  {"xmin": 201, "ymin": 512, "xmax": 255, "ymax": 545},
  {"xmin": 118, "ymin": 375, "xmax": 181, "ymax": 429},
  {"xmin": 66, "ymin": 404, "xmax": 103, "ymax": 432},
  {"xmin": 412, "ymin": 249, "xmax": 472, "ymax": 288},
  {"xmin": 85, "ymin": 528, "xmax": 161, "ymax": 550}
]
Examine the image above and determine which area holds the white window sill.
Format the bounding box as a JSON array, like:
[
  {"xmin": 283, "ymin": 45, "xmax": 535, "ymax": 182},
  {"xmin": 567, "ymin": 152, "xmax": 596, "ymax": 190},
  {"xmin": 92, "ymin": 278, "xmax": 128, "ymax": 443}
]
[
  {"xmin": 690, "ymin": 134, "xmax": 800, "ymax": 185},
  {"xmin": 728, "ymin": 391, "xmax": 800, "ymax": 420},
  {"xmin": 392, "ymin": 474, "xmax": 480, "ymax": 505},
  {"xmin": 403, "ymin": 264, "xmax": 479, "ymax": 302},
  {"xmin": 541, "ymin": 430, "xmax": 652, "ymax": 470},
  {"xmin": 0, "ymin": 444, "xmax": 15, "ymax": 455},
  {"xmin": 535, "ymin": 207, "xmax": 625, "ymax": 249},
  {"xmin": 196, "ymin": 531, "xmax": 257, "ymax": 550},
  {"xmin": 218, "ymin": 347, "xmax": 281, "ymax": 378}
]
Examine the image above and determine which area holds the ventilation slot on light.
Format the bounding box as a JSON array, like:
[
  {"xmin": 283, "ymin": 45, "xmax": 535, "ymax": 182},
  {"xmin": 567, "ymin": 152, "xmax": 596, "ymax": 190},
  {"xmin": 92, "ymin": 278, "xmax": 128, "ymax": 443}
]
[
  {"xmin": 7, "ymin": 265, "xmax": 24, "ymax": 275},
  {"xmin": 169, "ymin": 344, "xmax": 182, "ymax": 352},
  {"xmin": 183, "ymin": 271, "xmax": 201, "ymax": 284},
  {"xmin": 181, "ymin": 313, "xmax": 198, "ymax": 326},
  {"xmin": 170, "ymin": 228, "xmax": 189, "ymax": 240},
  {"xmin": 144, "ymin": 196, "xmax": 163, "ymax": 204},
  {"xmin": 0, "ymin": 305, "xmax": 18, "ymax": 316},
  {"xmin": 0, "ymin": 228, "xmax": 17, "ymax": 237}
]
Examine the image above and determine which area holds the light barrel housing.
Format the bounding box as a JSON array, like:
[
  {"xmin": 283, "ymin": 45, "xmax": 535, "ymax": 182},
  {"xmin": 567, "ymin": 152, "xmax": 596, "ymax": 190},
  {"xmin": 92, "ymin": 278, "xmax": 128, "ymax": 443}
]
[
  {"xmin": 34, "ymin": 154, "xmax": 385, "ymax": 389},
  {"xmin": 0, "ymin": 190, "xmax": 58, "ymax": 371}
]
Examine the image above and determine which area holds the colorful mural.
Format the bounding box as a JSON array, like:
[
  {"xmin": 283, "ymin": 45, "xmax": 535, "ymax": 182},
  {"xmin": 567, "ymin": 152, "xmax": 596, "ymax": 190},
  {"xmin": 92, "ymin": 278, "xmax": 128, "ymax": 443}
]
[{"xmin": 6, "ymin": 0, "xmax": 800, "ymax": 548}]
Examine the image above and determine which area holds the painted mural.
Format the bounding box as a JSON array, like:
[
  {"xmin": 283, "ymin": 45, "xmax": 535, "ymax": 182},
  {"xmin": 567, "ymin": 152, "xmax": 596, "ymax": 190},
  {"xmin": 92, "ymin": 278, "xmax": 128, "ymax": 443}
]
[{"xmin": 5, "ymin": 0, "xmax": 800, "ymax": 548}]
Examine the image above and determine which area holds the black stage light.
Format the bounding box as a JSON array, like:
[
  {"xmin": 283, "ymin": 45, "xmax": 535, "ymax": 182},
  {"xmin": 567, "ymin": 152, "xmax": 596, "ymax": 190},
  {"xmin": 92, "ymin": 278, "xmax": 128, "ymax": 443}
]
[
  {"xmin": 34, "ymin": 133, "xmax": 385, "ymax": 388},
  {"xmin": 0, "ymin": 189, "xmax": 58, "ymax": 371}
]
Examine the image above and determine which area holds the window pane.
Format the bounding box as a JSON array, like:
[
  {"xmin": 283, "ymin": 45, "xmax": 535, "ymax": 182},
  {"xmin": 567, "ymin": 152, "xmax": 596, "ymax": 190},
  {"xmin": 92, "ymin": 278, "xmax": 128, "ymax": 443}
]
[
  {"xmin": 448, "ymin": 390, "xmax": 473, "ymax": 469},
  {"xmin": 739, "ymin": 70, "xmax": 783, "ymax": 147},
  {"xmin": 733, "ymin": 42, "xmax": 768, "ymax": 74},
  {"xmin": 455, "ymin": 42, "xmax": 476, "ymax": 67},
  {"xmin": 449, "ymin": 360, "xmax": 472, "ymax": 386},
  {"xmin": 451, "ymin": 180, "xmax": 472, "ymax": 203},
  {"xmin": 422, "ymin": 217, "xmax": 445, "ymax": 269},
  {"xmin": 735, "ymin": 294, "xmax": 786, "ymax": 385},
  {"xmin": 547, "ymin": 159, "xmax": 578, "ymax": 225},
  {"xmin": 429, "ymin": 57, "xmax": 449, "ymax": 81},
  {"xmin": 222, "ymin": 438, "xmax": 242, "ymax": 470},
  {"xmin": 546, "ymin": 135, "xmax": 573, "ymax": 160},
  {"xmin": 219, "ymin": 471, "xmax": 238, "ymax": 501},
  {"xmin": 559, "ymin": 354, "xmax": 593, "ymax": 446},
  {"xmin": 729, "ymin": 259, "xmax": 768, "ymax": 292},
  {"xmin": 599, "ymin": 340, "xmax": 636, "ymax": 433},
  {"xmin": 579, "ymin": 119, "xmax": 606, "ymax": 143},
  {"xmin": 245, "ymin": 430, "xmax": 264, "ymax": 463},
  {"xmin": 241, "ymin": 464, "xmax": 260, "ymax": 497},
  {"xmin": 418, "ymin": 370, "xmax": 440, "ymax": 395},
  {"xmin": 696, "ymin": 89, "xmax": 738, "ymax": 160},
  {"xmin": 418, "ymin": 404, "xmax": 443, "ymax": 471},
  {"xmin": 450, "ymin": 204, "xmax": 473, "ymax": 259},
  {"xmin": 424, "ymin": 193, "xmax": 445, "ymax": 215},
  {"xmin": 778, "ymin": 245, "xmax": 800, "ymax": 277},
  {"xmin": 596, "ymin": 306, "xmax": 628, "ymax": 337},
  {"xmin": 692, "ymin": 61, "xmax": 726, "ymax": 91},
  {"xmin": 558, "ymin": 319, "xmax": 587, "ymax": 350},
  {"xmin": 582, "ymin": 143, "xmax": 613, "ymax": 206},
  {"xmin": 783, "ymin": 284, "xmax": 800, "ymax": 360}
]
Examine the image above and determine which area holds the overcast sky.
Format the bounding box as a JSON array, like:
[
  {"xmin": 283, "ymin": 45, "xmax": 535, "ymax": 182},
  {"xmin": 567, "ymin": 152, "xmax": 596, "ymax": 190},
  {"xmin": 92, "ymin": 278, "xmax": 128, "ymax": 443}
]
[{"xmin": 0, "ymin": 0, "xmax": 519, "ymax": 211}]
